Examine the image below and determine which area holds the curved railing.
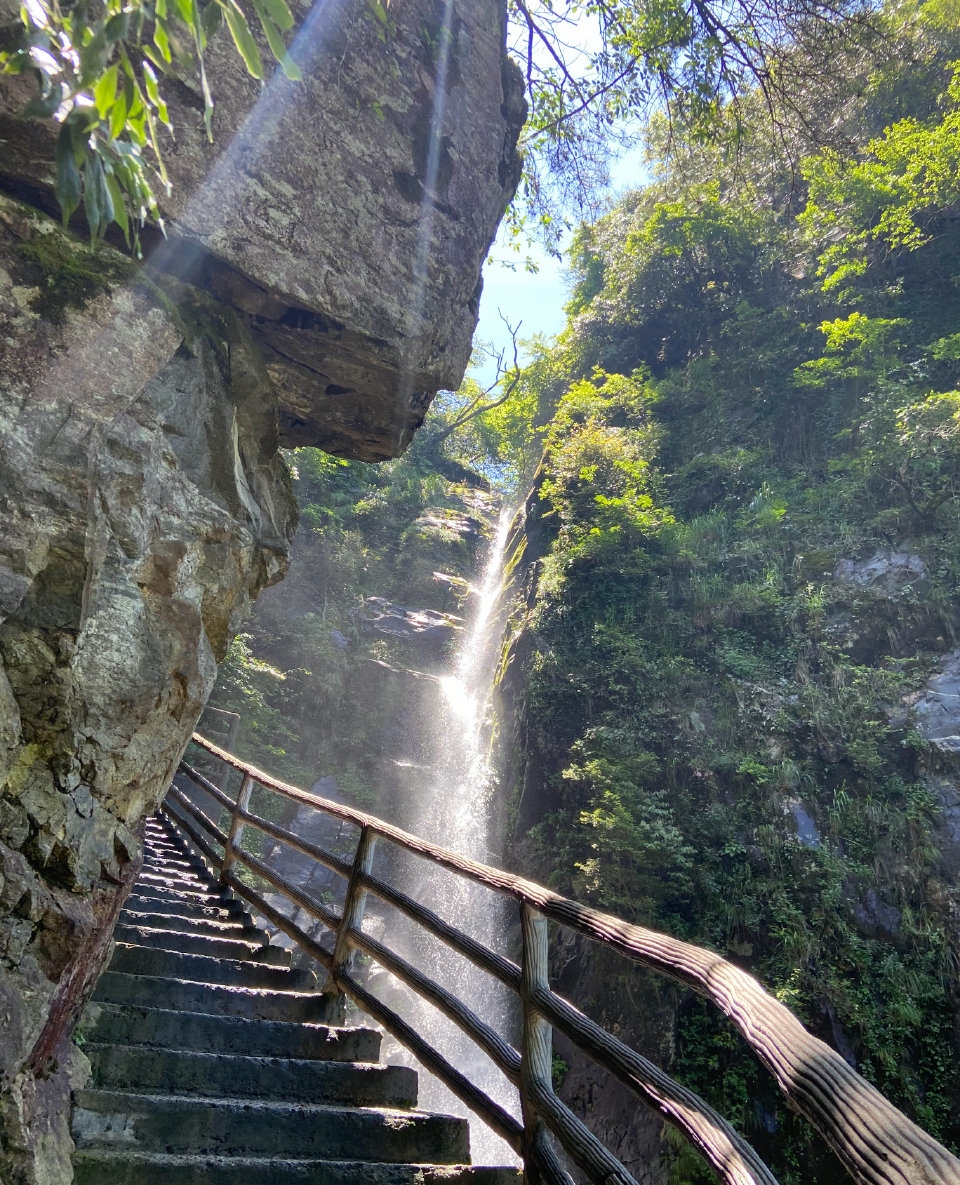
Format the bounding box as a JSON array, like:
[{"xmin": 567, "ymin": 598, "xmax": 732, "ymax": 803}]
[{"xmin": 160, "ymin": 734, "xmax": 960, "ymax": 1185}]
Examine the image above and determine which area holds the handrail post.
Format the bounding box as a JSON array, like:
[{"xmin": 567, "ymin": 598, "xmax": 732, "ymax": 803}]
[
  {"xmin": 218, "ymin": 711, "xmax": 241, "ymax": 792},
  {"xmin": 220, "ymin": 774, "xmax": 253, "ymax": 884},
  {"xmin": 521, "ymin": 902, "xmax": 565, "ymax": 1185},
  {"xmin": 324, "ymin": 825, "xmax": 378, "ymax": 1020}
]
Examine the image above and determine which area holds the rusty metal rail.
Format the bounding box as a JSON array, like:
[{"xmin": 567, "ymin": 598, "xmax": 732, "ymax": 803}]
[{"xmin": 160, "ymin": 734, "xmax": 960, "ymax": 1185}]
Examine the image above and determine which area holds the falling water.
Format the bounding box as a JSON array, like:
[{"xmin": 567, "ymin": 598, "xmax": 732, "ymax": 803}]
[{"xmin": 383, "ymin": 507, "xmax": 521, "ymax": 1166}]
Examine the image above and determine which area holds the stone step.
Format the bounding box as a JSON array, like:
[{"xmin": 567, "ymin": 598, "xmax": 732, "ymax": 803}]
[
  {"xmin": 118, "ymin": 909, "xmax": 266, "ymax": 942},
  {"xmin": 143, "ymin": 840, "xmax": 194, "ymax": 856},
  {"xmin": 142, "ymin": 853, "xmax": 202, "ymax": 870},
  {"xmin": 73, "ymin": 1152, "xmax": 521, "ymax": 1185},
  {"xmin": 86, "ymin": 1044, "xmax": 418, "ymax": 1107},
  {"xmin": 93, "ymin": 973, "xmax": 338, "ymax": 1023},
  {"xmin": 141, "ymin": 861, "xmax": 211, "ymax": 880},
  {"xmin": 131, "ymin": 875, "xmax": 232, "ymax": 897},
  {"xmin": 72, "ymin": 1092, "xmax": 470, "ymax": 1163},
  {"xmin": 109, "ymin": 945, "xmax": 309, "ymax": 989},
  {"xmin": 123, "ymin": 894, "xmax": 248, "ymax": 922},
  {"xmin": 127, "ymin": 885, "xmax": 245, "ymax": 911},
  {"xmin": 138, "ymin": 872, "xmax": 223, "ymax": 893},
  {"xmin": 112, "ymin": 925, "xmax": 284, "ymax": 965},
  {"xmin": 88, "ymin": 1003, "xmax": 380, "ymax": 1061}
]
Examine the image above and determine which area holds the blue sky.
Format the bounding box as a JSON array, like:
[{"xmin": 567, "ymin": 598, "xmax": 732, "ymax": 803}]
[{"xmin": 470, "ymin": 142, "xmax": 649, "ymax": 387}]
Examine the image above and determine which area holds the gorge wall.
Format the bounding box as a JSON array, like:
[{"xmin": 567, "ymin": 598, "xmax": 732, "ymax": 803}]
[
  {"xmin": 0, "ymin": 2, "xmax": 524, "ymax": 1179},
  {"xmin": 490, "ymin": 154, "xmax": 960, "ymax": 1185}
]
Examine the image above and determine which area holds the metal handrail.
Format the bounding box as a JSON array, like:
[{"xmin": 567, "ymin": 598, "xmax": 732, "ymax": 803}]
[{"xmin": 159, "ymin": 733, "xmax": 960, "ymax": 1185}]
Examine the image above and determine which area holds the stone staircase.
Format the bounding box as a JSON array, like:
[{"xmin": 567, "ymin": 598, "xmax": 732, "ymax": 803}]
[{"xmin": 72, "ymin": 814, "xmax": 520, "ymax": 1184}]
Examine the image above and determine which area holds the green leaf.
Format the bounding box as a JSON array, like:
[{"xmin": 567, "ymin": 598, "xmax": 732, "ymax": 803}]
[
  {"xmin": 200, "ymin": 1, "xmax": 223, "ymax": 37},
  {"xmin": 82, "ymin": 158, "xmax": 103, "ymax": 240},
  {"xmin": 153, "ymin": 16, "xmax": 172, "ymax": 61},
  {"xmin": 258, "ymin": 0, "xmax": 293, "ymax": 32},
  {"xmin": 105, "ymin": 170, "xmax": 131, "ymax": 244},
  {"xmin": 109, "ymin": 86, "xmax": 129, "ymax": 137},
  {"xmin": 250, "ymin": 0, "xmax": 300, "ymax": 80},
  {"xmin": 142, "ymin": 59, "xmax": 160, "ymax": 104},
  {"xmin": 93, "ymin": 61, "xmax": 119, "ymax": 117},
  {"xmin": 54, "ymin": 122, "xmax": 81, "ymax": 226},
  {"xmin": 78, "ymin": 29, "xmax": 109, "ymax": 84},
  {"xmin": 23, "ymin": 82, "xmax": 65, "ymax": 119},
  {"xmin": 104, "ymin": 10, "xmax": 131, "ymax": 40},
  {"xmin": 221, "ymin": 1, "xmax": 262, "ymax": 78},
  {"xmin": 95, "ymin": 156, "xmax": 115, "ymax": 227}
]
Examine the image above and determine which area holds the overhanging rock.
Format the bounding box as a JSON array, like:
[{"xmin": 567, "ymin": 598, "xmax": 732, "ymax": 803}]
[{"xmin": 0, "ymin": 0, "xmax": 526, "ymax": 461}]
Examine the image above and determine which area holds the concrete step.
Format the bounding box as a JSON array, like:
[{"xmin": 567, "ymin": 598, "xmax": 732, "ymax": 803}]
[
  {"xmin": 73, "ymin": 1152, "xmax": 521, "ymax": 1185},
  {"xmin": 111, "ymin": 925, "xmax": 284, "ymax": 965},
  {"xmin": 72, "ymin": 1092, "xmax": 470, "ymax": 1162},
  {"xmin": 109, "ymin": 945, "xmax": 308, "ymax": 989},
  {"xmin": 86, "ymin": 1044, "xmax": 418, "ymax": 1107},
  {"xmin": 118, "ymin": 909, "xmax": 267, "ymax": 942},
  {"xmin": 88, "ymin": 1003, "xmax": 380, "ymax": 1061},
  {"xmin": 93, "ymin": 973, "xmax": 338, "ymax": 1023}
]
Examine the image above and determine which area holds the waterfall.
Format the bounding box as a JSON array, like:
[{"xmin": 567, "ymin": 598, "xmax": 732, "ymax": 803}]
[{"xmin": 377, "ymin": 507, "xmax": 521, "ymax": 1166}]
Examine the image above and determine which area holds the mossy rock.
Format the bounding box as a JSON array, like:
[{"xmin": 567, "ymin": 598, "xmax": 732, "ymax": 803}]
[{"xmin": 15, "ymin": 223, "xmax": 137, "ymax": 325}]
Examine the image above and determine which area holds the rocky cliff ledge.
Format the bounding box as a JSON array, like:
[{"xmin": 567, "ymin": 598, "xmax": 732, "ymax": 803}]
[
  {"xmin": 0, "ymin": 0, "xmax": 525, "ymax": 462},
  {"xmin": 0, "ymin": 2, "xmax": 523, "ymax": 1178}
]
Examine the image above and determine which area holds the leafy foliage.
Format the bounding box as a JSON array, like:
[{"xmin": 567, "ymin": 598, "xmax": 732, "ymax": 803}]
[
  {"xmin": 1, "ymin": 0, "xmax": 300, "ymax": 246},
  {"xmin": 500, "ymin": 11, "xmax": 960, "ymax": 1178}
]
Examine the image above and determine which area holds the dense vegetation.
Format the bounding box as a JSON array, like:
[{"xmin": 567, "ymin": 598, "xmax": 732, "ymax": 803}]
[{"xmin": 496, "ymin": 1, "xmax": 960, "ymax": 1178}]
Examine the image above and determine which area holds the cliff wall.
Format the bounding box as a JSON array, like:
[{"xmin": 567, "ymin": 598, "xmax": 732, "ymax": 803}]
[{"xmin": 0, "ymin": 2, "xmax": 524, "ymax": 1178}]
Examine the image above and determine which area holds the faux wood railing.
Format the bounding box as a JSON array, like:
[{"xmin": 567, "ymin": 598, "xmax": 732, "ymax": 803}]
[{"xmin": 161, "ymin": 734, "xmax": 960, "ymax": 1185}]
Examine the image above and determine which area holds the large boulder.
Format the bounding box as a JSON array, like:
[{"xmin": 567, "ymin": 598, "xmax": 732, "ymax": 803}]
[{"xmin": 0, "ymin": 0, "xmax": 527, "ymax": 460}]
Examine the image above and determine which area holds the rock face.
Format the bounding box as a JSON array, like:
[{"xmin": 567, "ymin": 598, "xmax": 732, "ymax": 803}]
[
  {"xmin": 0, "ymin": 0, "xmax": 526, "ymax": 461},
  {"xmin": 907, "ymin": 648, "xmax": 960, "ymax": 755},
  {"xmin": 0, "ymin": 3, "xmax": 523, "ymax": 1176},
  {"xmin": 834, "ymin": 550, "xmax": 927, "ymax": 596},
  {"xmin": 0, "ymin": 195, "xmax": 295, "ymax": 1183}
]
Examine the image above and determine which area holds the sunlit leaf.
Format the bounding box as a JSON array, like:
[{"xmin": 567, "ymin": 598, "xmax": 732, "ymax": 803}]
[
  {"xmin": 21, "ymin": 0, "xmax": 48, "ymax": 30},
  {"xmin": 221, "ymin": 1, "xmax": 262, "ymax": 79},
  {"xmin": 153, "ymin": 16, "xmax": 171, "ymax": 61},
  {"xmin": 251, "ymin": 0, "xmax": 300, "ymax": 80},
  {"xmin": 141, "ymin": 59, "xmax": 160, "ymax": 104},
  {"xmin": 27, "ymin": 45, "xmax": 60, "ymax": 74},
  {"xmin": 258, "ymin": 0, "xmax": 293, "ymax": 33},
  {"xmin": 93, "ymin": 61, "xmax": 119, "ymax": 117}
]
